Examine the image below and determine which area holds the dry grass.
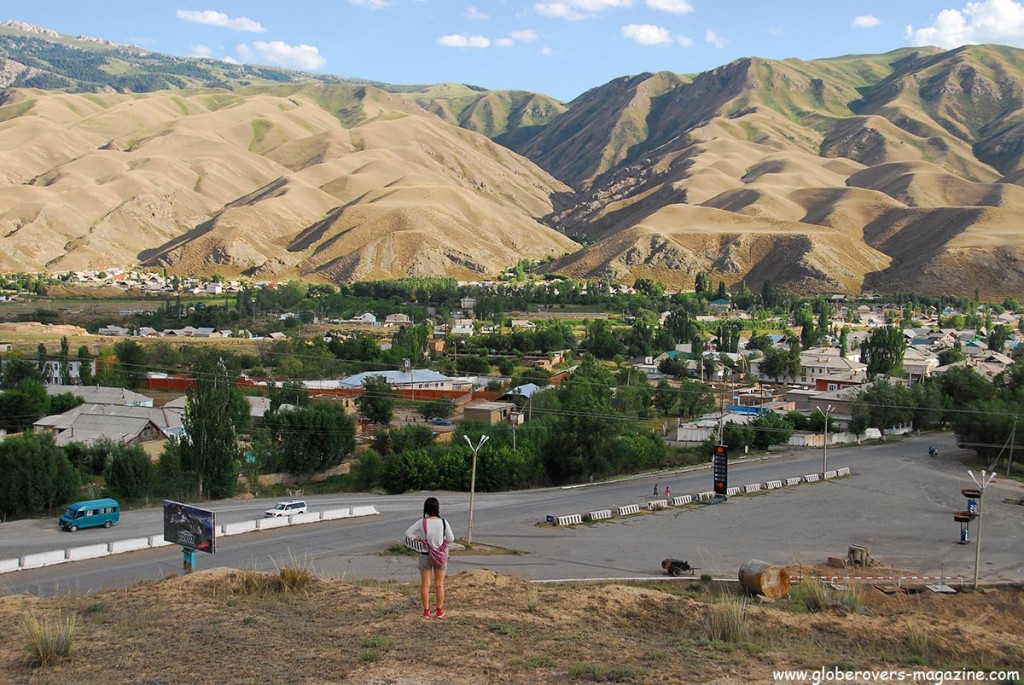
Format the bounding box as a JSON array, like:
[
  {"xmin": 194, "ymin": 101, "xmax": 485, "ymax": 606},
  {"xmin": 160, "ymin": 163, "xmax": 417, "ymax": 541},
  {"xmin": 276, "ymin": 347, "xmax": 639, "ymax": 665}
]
[
  {"xmin": 19, "ymin": 612, "xmax": 78, "ymax": 667},
  {"xmin": 0, "ymin": 570, "xmax": 1022, "ymax": 683}
]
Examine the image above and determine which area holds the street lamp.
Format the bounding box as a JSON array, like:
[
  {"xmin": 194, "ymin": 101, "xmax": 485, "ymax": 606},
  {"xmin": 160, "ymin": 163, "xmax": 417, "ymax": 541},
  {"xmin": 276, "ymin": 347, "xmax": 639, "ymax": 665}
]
[
  {"xmin": 968, "ymin": 469, "xmax": 996, "ymax": 588},
  {"xmin": 817, "ymin": 404, "xmax": 833, "ymax": 475},
  {"xmin": 464, "ymin": 434, "xmax": 490, "ymax": 545}
]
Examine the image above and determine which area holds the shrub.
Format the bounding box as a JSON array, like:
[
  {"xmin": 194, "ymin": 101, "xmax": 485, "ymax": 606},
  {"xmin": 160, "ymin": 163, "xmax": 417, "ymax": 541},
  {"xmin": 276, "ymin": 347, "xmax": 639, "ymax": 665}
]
[
  {"xmin": 21, "ymin": 612, "xmax": 77, "ymax": 667},
  {"xmin": 700, "ymin": 595, "xmax": 748, "ymax": 643},
  {"xmin": 799, "ymin": 576, "xmax": 830, "ymax": 613},
  {"xmin": 837, "ymin": 583, "xmax": 863, "ymax": 612}
]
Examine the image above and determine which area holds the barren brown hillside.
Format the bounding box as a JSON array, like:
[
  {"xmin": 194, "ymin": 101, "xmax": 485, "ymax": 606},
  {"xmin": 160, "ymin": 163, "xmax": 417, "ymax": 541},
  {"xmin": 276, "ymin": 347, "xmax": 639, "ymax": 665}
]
[
  {"xmin": 1, "ymin": 568, "xmax": 1022, "ymax": 685},
  {"xmin": 0, "ymin": 84, "xmax": 577, "ymax": 279}
]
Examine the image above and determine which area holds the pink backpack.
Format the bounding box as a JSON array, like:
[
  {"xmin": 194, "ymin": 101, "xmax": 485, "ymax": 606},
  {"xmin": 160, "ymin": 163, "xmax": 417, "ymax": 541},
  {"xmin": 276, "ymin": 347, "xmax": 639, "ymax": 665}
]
[{"xmin": 422, "ymin": 518, "xmax": 449, "ymax": 567}]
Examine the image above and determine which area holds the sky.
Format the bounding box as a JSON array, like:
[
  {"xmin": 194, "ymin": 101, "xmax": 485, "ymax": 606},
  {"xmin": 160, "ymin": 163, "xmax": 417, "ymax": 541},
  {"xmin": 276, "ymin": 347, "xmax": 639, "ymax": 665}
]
[{"xmin": 6, "ymin": 0, "xmax": 1024, "ymax": 101}]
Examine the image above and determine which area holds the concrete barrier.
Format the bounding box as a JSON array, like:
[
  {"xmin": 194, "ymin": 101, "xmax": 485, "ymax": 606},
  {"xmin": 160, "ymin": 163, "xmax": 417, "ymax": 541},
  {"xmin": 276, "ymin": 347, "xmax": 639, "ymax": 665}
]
[
  {"xmin": 150, "ymin": 535, "xmax": 173, "ymax": 547},
  {"xmin": 21, "ymin": 550, "xmax": 68, "ymax": 570},
  {"xmin": 290, "ymin": 512, "xmax": 322, "ymax": 525},
  {"xmin": 836, "ymin": 467, "xmax": 851, "ymax": 477},
  {"xmin": 555, "ymin": 514, "xmax": 583, "ymax": 526},
  {"xmin": 647, "ymin": 499, "xmax": 669, "ymax": 510},
  {"xmin": 321, "ymin": 508, "xmax": 351, "ymax": 521},
  {"xmin": 589, "ymin": 509, "xmax": 613, "ymax": 520},
  {"xmin": 258, "ymin": 517, "xmax": 291, "ymax": 530},
  {"xmin": 672, "ymin": 495, "xmax": 692, "ymax": 506},
  {"xmin": 109, "ymin": 537, "xmax": 150, "ymax": 554},
  {"xmin": 221, "ymin": 520, "xmax": 258, "ymax": 537},
  {"xmin": 0, "ymin": 557, "xmax": 21, "ymax": 574},
  {"xmin": 785, "ymin": 477, "xmax": 802, "ymax": 486},
  {"xmin": 743, "ymin": 483, "xmax": 761, "ymax": 493},
  {"xmin": 351, "ymin": 505, "xmax": 379, "ymax": 517},
  {"xmin": 803, "ymin": 474, "xmax": 820, "ymax": 483},
  {"xmin": 765, "ymin": 480, "xmax": 783, "ymax": 489},
  {"xmin": 66, "ymin": 543, "xmax": 110, "ymax": 561},
  {"xmin": 824, "ymin": 469, "xmax": 838, "ymax": 479},
  {"xmin": 696, "ymin": 491, "xmax": 715, "ymax": 501},
  {"xmin": 726, "ymin": 487, "xmax": 741, "ymax": 496},
  {"xmin": 616, "ymin": 504, "xmax": 641, "ymax": 516}
]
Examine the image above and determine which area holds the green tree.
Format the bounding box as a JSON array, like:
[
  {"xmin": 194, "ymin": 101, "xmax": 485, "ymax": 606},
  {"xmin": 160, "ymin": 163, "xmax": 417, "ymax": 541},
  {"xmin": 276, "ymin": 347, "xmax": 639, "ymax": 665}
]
[
  {"xmin": 77, "ymin": 346, "xmax": 94, "ymax": 386},
  {"xmin": 59, "ymin": 336, "xmax": 71, "ymax": 386},
  {"xmin": 860, "ymin": 326, "xmax": 906, "ymax": 378},
  {"xmin": 677, "ymin": 378, "xmax": 715, "ymax": 418},
  {"xmin": 858, "ymin": 380, "xmax": 914, "ymax": 430},
  {"xmin": 114, "ymin": 339, "xmax": 149, "ymax": 388},
  {"xmin": 179, "ymin": 355, "xmax": 244, "ymax": 499},
  {"xmin": 356, "ymin": 375, "xmax": 396, "ymax": 425},
  {"xmin": 419, "ymin": 398, "xmax": 456, "ymax": 421},
  {"xmin": 545, "ymin": 358, "xmax": 618, "ymax": 484},
  {"xmin": 1, "ymin": 357, "xmax": 43, "ymax": 388},
  {"xmin": 937, "ymin": 348, "xmax": 966, "ymax": 367},
  {"xmin": 653, "ymin": 379, "xmax": 678, "ymax": 416},
  {"xmin": 0, "ymin": 432, "xmax": 80, "ymax": 517},
  {"xmin": 749, "ymin": 411, "xmax": 794, "ymax": 450},
  {"xmin": 103, "ymin": 440, "xmax": 154, "ymax": 502},
  {"xmin": 0, "ymin": 379, "xmax": 49, "ymax": 432},
  {"xmin": 267, "ymin": 403, "xmax": 355, "ymax": 475},
  {"xmin": 351, "ymin": 449, "xmax": 384, "ymax": 491}
]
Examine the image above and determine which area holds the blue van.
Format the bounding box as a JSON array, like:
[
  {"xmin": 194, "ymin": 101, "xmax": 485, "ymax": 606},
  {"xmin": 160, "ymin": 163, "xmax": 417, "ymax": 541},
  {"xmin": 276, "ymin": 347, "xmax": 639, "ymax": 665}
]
[{"xmin": 58, "ymin": 498, "xmax": 120, "ymax": 532}]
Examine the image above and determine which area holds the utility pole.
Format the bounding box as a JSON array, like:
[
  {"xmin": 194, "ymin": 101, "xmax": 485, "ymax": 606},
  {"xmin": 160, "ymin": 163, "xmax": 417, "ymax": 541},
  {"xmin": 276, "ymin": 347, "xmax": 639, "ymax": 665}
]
[
  {"xmin": 817, "ymin": 404, "xmax": 833, "ymax": 474},
  {"xmin": 464, "ymin": 434, "xmax": 489, "ymax": 546},
  {"xmin": 968, "ymin": 469, "xmax": 996, "ymax": 588},
  {"xmin": 1007, "ymin": 416, "xmax": 1018, "ymax": 476}
]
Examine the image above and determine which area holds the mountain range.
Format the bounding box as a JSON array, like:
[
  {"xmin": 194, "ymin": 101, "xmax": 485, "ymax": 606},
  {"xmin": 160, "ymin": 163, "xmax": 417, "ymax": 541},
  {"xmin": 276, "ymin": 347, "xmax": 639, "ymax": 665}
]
[{"xmin": 2, "ymin": 20, "xmax": 1024, "ymax": 296}]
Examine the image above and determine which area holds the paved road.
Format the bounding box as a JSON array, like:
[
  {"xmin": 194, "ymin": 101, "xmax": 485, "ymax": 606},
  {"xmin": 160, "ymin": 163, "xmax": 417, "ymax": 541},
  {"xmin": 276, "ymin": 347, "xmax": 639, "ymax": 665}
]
[{"xmin": 2, "ymin": 433, "xmax": 1022, "ymax": 597}]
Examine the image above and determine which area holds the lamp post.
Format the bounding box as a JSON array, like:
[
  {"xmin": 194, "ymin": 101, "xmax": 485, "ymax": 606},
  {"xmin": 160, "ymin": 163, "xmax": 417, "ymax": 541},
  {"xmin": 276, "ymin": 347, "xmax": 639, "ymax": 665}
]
[
  {"xmin": 968, "ymin": 469, "xmax": 996, "ymax": 588},
  {"xmin": 464, "ymin": 434, "xmax": 489, "ymax": 545},
  {"xmin": 817, "ymin": 404, "xmax": 833, "ymax": 475}
]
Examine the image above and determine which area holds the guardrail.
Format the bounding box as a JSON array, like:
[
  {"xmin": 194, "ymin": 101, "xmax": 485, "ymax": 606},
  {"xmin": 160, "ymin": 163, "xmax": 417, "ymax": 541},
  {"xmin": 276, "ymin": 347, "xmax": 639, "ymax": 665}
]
[{"xmin": 0, "ymin": 505, "xmax": 380, "ymax": 575}]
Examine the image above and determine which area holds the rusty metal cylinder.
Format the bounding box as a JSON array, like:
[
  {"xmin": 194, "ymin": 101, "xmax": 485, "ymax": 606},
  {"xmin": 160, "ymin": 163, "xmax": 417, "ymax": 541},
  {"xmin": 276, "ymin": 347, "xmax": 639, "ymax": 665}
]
[{"xmin": 738, "ymin": 559, "xmax": 791, "ymax": 599}]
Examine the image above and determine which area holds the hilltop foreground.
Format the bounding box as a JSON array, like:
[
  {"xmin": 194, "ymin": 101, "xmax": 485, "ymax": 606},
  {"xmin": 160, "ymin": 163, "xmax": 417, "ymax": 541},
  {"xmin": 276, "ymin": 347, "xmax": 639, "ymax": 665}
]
[{"xmin": 1, "ymin": 568, "xmax": 1021, "ymax": 684}]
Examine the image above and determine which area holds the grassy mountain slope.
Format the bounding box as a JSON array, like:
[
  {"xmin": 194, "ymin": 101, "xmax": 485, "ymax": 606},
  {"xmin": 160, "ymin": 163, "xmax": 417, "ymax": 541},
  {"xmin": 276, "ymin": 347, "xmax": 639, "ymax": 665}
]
[
  {"xmin": 524, "ymin": 46, "xmax": 1024, "ymax": 295},
  {"xmin": 0, "ymin": 84, "xmax": 577, "ymax": 278}
]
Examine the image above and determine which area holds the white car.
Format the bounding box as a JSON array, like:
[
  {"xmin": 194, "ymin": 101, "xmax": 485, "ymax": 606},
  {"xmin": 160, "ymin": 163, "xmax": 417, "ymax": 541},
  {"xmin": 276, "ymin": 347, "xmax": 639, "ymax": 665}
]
[{"xmin": 264, "ymin": 500, "xmax": 308, "ymax": 517}]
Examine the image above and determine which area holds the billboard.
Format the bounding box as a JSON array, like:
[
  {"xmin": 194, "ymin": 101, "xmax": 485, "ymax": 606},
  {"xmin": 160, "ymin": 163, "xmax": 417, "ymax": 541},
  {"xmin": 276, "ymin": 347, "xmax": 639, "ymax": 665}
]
[
  {"xmin": 713, "ymin": 444, "xmax": 728, "ymax": 496},
  {"xmin": 163, "ymin": 500, "xmax": 217, "ymax": 554}
]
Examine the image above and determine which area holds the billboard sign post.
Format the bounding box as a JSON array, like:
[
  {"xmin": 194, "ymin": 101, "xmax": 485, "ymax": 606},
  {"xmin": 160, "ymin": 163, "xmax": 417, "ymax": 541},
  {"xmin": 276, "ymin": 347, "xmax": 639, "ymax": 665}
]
[
  {"xmin": 163, "ymin": 500, "xmax": 216, "ymax": 574},
  {"xmin": 713, "ymin": 444, "xmax": 728, "ymax": 498}
]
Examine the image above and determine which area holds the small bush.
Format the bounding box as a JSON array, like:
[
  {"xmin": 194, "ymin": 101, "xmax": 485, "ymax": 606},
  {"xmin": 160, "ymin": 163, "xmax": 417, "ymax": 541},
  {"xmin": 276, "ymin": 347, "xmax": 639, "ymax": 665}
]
[
  {"xmin": 488, "ymin": 622, "xmax": 516, "ymax": 636},
  {"xmin": 359, "ymin": 649, "xmax": 382, "ymax": 662},
  {"xmin": 361, "ymin": 636, "xmax": 391, "ymax": 649},
  {"xmin": 799, "ymin": 577, "xmax": 830, "ymax": 613},
  {"xmin": 243, "ymin": 616, "xmax": 258, "ymax": 626},
  {"xmin": 837, "ymin": 583, "xmax": 863, "ymax": 612},
  {"xmin": 278, "ymin": 565, "xmax": 316, "ymax": 594},
  {"xmin": 21, "ymin": 612, "xmax": 78, "ymax": 667},
  {"xmin": 700, "ymin": 596, "xmax": 748, "ymax": 643},
  {"xmin": 527, "ymin": 655, "xmax": 556, "ymax": 668},
  {"xmin": 906, "ymin": 621, "xmax": 930, "ymax": 662},
  {"xmin": 700, "ymin": 573, "xmax": 713, "ymax": 583}
]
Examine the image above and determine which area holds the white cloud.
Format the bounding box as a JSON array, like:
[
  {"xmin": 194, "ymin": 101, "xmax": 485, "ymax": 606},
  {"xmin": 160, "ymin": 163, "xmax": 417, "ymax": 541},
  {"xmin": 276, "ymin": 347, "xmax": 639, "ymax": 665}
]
[
  {"xmin": 252, "ymin": 40, "xmax": 326, "ymax": 69},
  {"xmin": 622, "ymin": 23, "xmax": 670, "ymax": 45},
  {"xmin": 190, "ymin": 44, "xmax": 213, "ymax": 57},
  {"xmin": 496, "ymin": 37, "xmax": 515, "ymax": 47},
  {"xmin": 234, "ymin": 43, "xmax": 253, "ymax": 60},
  {"xmin": 222, "ymin": 55, "xmax": 240, "ymax": 64},
  {"xmin": 646, "ymin": 0, "xmax": 694, "ymax": 13},
  {"xmin": 466, "ymin": 6, "xmax": 489, "ymax": 20},
  {"xmin": 907, "ymin": 0, "xmax": 1024, "ymax": 47},
  {"xmin": 706, "ymin": 29, "xmax": 727, "ymax": 48},
  {"xmin": 768, "ymin": 25, "xmax": 784, "ymax": 36},
  {"xmin": 852, "ymin": 14, "xmax": 881, "ymax": 28},
  {"xmin": 438, "ymin": 34, "xmax": 491, "ymax": 48},
  {"xmin": 348, "ymin": 0, "xmax": 392, "ymax": 8},
  {"xmin": 541, "ymin": 46, "xmax": 555, "ymax": 56},
  {"xmin": 510, "ymin": 29, "xmax": 540, "ymax": 42},
  {"xmin": 535, "ymin": 0, "xmax": 633, "ymax": 20},
  {"xmin": 176, "ymin": 9, "xmax": 267, "ymax": 33}
]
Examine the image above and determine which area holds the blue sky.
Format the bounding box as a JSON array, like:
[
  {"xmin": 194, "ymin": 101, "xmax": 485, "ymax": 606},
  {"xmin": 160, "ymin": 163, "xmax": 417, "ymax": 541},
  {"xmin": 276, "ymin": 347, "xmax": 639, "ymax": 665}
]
[{"xmin": 6, "ymin": 0, "xmax": 1024, "ymax": 101}]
